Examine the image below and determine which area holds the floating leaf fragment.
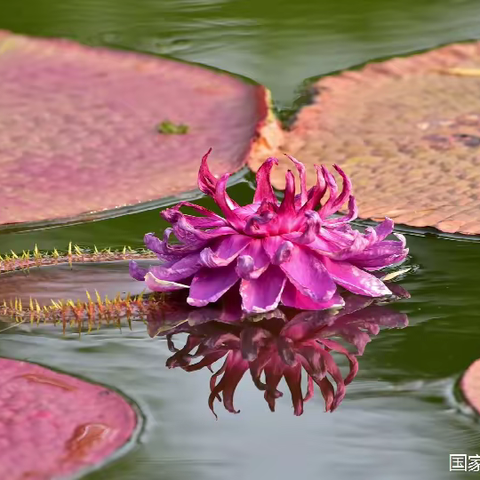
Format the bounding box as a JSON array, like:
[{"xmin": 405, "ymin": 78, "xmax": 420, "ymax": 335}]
[
  {"xmin": 381, "ymin": 267, "xmax": 412, "ymax": 282},
  {"xmin": 0, "ymin": 30, "xmax": 281, "ymax": 227},
  {"xmin": 248, "ymin": 41, "xmax": 480, "ymax": 235},
  {"xmin": 157, "ymin": 120, "xmax": 189, "ymax": 135},
  {"xmin": 0, "ymin": 358, "xmax": 138, "ymax": 480}
]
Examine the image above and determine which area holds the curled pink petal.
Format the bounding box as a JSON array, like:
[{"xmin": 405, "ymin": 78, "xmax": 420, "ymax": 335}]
[
  {"xmin": 319, "ymin": 165, "xmax": 339, "ymax": 218},
  {"xmin": 285, "ymin": 154, "xmax": 308, "ymax": 206},
  {"xmin": 253, "ymin": 157, "xmax": 279, "ymax": 204},
  {"xmin": 240, "ymin": 265, "xmax": 286, "ymax": 313},
  {"xmin": 277, "ymin": 245, "xmax": 337, "ymax": 303},
  {"xmin": 235, "ymin": 239, "xmax": 270, "ymax": 280},
  {"xmin": 129, "ymin": 260, "xmax": 147, "ymax": 281},
  {"xmin": 281, "ymin": 281, "xmax": 344, "ymax": 310},
  {"xmin": 322, "ymin": 257, "xmax": 392, "ymax": 297},
  {"xmin": 187, "ymin": 264, "xmax": 239, "ymax": 307},
  {"xmin": 198, "ymin": 148, "xmax": 217, "ymax": 197},
  {"xmin": 199, "ymin": 235, "xmax": 251, "ymax": 268}
]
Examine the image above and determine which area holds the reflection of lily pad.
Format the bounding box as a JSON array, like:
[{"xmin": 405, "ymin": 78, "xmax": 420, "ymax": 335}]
[
  {"xmin": 0, "ymin": 261, "xmax": 148, "ymax": 307},
  {"xmin": 249, "ymin": 42, "xmax": 480, "ymax": 235},
  {"xmin": 0, "ymin": 358, "xmax": 138, "ymax": 480},
  {"xmin": 0, "ymin": 30, "xmax": 281, "ymax": 227}
]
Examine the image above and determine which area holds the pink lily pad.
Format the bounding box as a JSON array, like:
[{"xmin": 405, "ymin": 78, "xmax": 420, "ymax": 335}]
[
  {"xmin": 461, "ymin": 358, "xmax": 480, "ymax": 414},
  {"xmin": 0, "ymin": 358, "xmax": 138, "ymax": 480},
  {"xmin": 0, "ymin": 30, "xmax": 281, "ymax": 227},
  {"xmin": 248, "ymin": 41, "xmax": 480, "ymax": 235}
]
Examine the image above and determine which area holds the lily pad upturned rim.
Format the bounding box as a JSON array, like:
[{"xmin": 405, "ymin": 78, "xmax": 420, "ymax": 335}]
[{"xmin": 0, "ymin": 165, "xmax": 251, "ymax": 235}]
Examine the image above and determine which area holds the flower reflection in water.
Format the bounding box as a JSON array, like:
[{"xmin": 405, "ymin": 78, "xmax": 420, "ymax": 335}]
[{"xmin": 148, "ymin": 288, "xmax": 409, "ymax": 417}]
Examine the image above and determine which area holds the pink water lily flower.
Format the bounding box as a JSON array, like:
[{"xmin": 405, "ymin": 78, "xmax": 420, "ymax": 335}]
[{"xmin": 130, "ymin": 150, "xmax": 408, "ymax": 313}]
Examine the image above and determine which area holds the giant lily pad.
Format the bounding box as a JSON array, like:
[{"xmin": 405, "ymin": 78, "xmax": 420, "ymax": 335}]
[
  {"xmin": 249, "ymin": 41, "xmax": 480, "ymax": 235},
  {"xmin": 0, "ymin": 358, "xmax": 138, "ymax": 480},
  {"xmin": 0, "ymin": 30, "xmax": 281, "ymax": 227}
]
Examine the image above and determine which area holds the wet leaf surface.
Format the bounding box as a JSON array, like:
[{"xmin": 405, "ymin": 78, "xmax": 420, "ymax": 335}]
[
  {"xmin": 249, "ymin": 41, "xmax": 480, "ymax": 235},
  {"xmin": 0, "ymin": 30, "xmax": 281, "ymax": 227},
  {"xmin": 0, "ymin": 358, "xmax": 138, "ymax": 480}
]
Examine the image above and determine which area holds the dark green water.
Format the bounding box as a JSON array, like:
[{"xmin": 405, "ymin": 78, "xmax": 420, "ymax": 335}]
[{"xmin": 2, "ymin": 0, "xmax": 480, "ymax": 479}]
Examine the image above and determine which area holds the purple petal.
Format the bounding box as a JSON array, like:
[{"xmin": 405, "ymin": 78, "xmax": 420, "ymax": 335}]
[
  {"xmin": 144, "ymin": 230, "xmax": 201, "ymax": 260},
  {"xmin": 199, "ymin": 235, "xmax": 251, "ymax": 268},
  {"xmin": 331, "ymin": 164, "xmax": 352, "ymax": 210},
  {"xmin": 375, "ymin": 217, "xmax": 395, "ymax": 241},
  {"xmin": 326, "ymin": 195, "xmax": 358, "ymax": 226},
  {"xmin": 187, "ymin": 264, "xmax": 239, "ymax": 307},
  {"xmin": 234, "ymin": 202, "xmax": 261, "ymax": 220},
  {"xmin": 322, "ymin": 257, "xmax": 392, "ymax": 297},
  {"xmin": 244, "ymin": 209, "xmax": 277, "ymax": 236},
  {"xmin": 272, "ymin": 240, "xmax": 294, "ymax": 265},
  {"xmin": 150, "ymin": 252, "xmax": 201, "ymax": 281},
  {"xmin": 235, "ymin": 239, "xmax": 270, "ymax": 280},
  {"xmin": 240, "ymin": 265, "xmax": 286, "ymax": 313},
  {"xmin": 352, "ymin": 249, "xmax": 408, "ymax": 271},
  {"xmin": 213, "ymin": 174, "xmax": 244, "ymax": 229},
  {"xmin": 277, "ymin": 170, "xmax": 297, "ymax": 229},
  {"xmin": 172, "ymin": 215, "xmax": 236, "ymax": 245},
  {"xmin": 299, "ymin": 165, "xmax": 327, "ymax": 213},
  {"xmin": 318, "ymin": 165, "xmax": 339, "ymax": 218},
  {"xmin": 198, "ymin": 148, "xmax": 217, "ymax": 196},
  {"xmin": 281, "ymin": 281, "xmax": 344, "ymax": 310},
  {"xmin": 144, "ymin": 272, "xmax": 190, "ymax": 292},
  {"xmin": 129, "ymin": 260, "xmax": 148, "ymax": 281},
  {"xmin": 296, "ymin": 210, "xmax": 322, "ymax": 244},
  {"xmin": 253, "ymin": 157, "xmax": 279, "ymax": 204},
  {"xmin": 285, "ymin": 154, "xmax": 307, "ymax": 206},
  {"xmin": 162, "ymin": 202, "xmax": 227, "ymax": 228},
  {"xmin": 266, "ymin": 243, "xmax": 336, "ymax": 303}
]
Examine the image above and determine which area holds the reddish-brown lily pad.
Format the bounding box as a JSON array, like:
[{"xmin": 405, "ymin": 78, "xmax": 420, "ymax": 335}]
[
  {"xmin": 249, "ymin": 41, "xmax": 480, "ymax": 235},
  {"xmin": 0, "ymin": 30, "xmax": 281, "ymax": 226},
  {"xmin": 0, "ymin": 358, "xmax": 138, "ymax": 480}
]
